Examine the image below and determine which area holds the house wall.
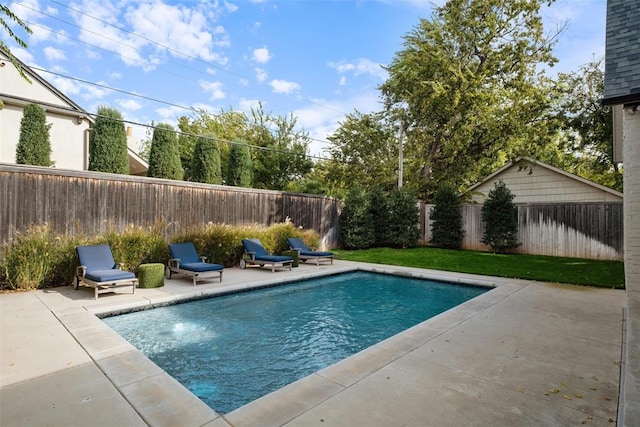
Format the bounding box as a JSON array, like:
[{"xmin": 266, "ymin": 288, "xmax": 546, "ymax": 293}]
[
  {"xmin": 0, "ymin": 52, "xmax": 90, "ymax": 171},
  {"xmin": 470, "ymin": 162, "xmax": 622, "ymax": 204},
  {"xmin": 623, "ymin": 106, "xmax": 640, "ymax": 425},
  {"xmin": 0, "ymin": 103, "xmax": 89, "ymax": 170}
]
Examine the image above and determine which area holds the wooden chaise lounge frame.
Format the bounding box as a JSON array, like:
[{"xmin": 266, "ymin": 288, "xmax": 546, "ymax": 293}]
[
  {"xmin": 165, "ymin": 242, "xmax": 224, "ymax": 286},
  {"xmin": 76, "ymin": 244, "xmax": 137, "ymax": 300},
  {"xmin": 240, "ymin": 238, "xmax": 293, "ymax": 273}
]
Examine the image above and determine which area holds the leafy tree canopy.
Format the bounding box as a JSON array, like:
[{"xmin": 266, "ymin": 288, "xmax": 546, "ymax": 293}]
[{"xmin": 380, "ymin": 0, "xmax": 564, "ymax": 200}]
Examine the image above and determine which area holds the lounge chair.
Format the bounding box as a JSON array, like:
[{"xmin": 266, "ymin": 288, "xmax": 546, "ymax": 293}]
[
  {"xmin": 286, "ymin": 237, "xmax": 334, "ymax": 265},
  {"xmin": 166, "ymin": 242, "xmax": 224, "ymax": 286},
  {"xmin": 240, "ymin": 238, "xmax": 293, "ymax": 272},
  {"xmin": 76, "ymin": 244, "xmax": 138, "ymax": 299}
]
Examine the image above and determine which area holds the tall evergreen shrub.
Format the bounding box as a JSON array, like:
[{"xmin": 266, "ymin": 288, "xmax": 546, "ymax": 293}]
[
  {"xmin": 147, "ymin": 123, "xmax": 183, "ymax": 180},
  {"xmin": 16, "ymin": 103, "xmax": 52, "ymax": 166},
  {"xmin": 481, "ymin": 181, "xmax": 520, "ymax": 252},
  {"xmin": 191, "ymin": 134, "xmax": 222, "ymax": 184},
  {"xmin": 89, "ymin": 106, "xmax": 129, "ymax": 174},
  {"xmin": 227, "ymin": 141, "xmax": 252, "ymax": 187},
  {"xmin": 429, "ymin": 184, "xmax": 464, "ymax": 249},
  {"xmin": 388, "ymin": 187, "xmax": 420, "ymax": 248},
  {"xmin": 339, "ymin": 187, "xmax": 374, "ymax": 249},
  {"xmin": 369, "ymin": 186, "xmax": 390, "ymax": 247}
]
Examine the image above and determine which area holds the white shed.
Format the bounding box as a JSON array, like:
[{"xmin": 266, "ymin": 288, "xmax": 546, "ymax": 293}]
[{"xmin": 468, "ymin": 157, "xmax": 623, "ymax": 204}]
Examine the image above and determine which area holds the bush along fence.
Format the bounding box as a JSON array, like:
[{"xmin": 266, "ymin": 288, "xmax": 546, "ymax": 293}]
[
  {"xmin": 0, "ymin": 221, "xmax": 321, "ymax": 291},
  {"xmin": 421, "ymin": 202, "xmax": 624, "ymax": 261},
  {"xmin": 0, "ymin": 164, "xmax": 340, "ymax": 249}
]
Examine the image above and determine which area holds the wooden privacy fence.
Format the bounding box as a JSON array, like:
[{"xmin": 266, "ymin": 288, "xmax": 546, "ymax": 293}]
[
  {"xmin": 420, "ymin": 202, "xmax": 624, "ymax": 261},
  {"xmin": 0, "ymin": 164, "xmax": 341, "ymax": 249}
]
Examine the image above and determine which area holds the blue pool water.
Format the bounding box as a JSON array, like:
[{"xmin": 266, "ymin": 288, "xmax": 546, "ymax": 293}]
[{"xmin": 103, "ymin": 271, "xmax": 488, "ymax": 413}]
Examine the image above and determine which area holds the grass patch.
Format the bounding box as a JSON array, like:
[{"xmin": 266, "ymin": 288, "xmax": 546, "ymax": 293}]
[{"xmin": 334, "ymin": 247, "xmax": 625, "ymax": 289}]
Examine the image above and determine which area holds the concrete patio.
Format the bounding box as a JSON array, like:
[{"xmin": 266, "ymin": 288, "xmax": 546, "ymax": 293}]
[{"xmin": 0, "ymin": 260, "xmax": 625, "ymax": 426}]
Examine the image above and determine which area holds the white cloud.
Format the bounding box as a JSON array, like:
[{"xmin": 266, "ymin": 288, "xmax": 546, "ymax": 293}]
[
  {"xmin": 118, "ymin": 99, "xmax": 143, "ymax": 111},
  {"xmin": 70, "ymin": 0, "xmax": 230, "ymax": 70},
  {"xmin": 269, "ymin": 79, "xmax": 300, "ymax": 94},
  {"xmin": 156, "ymin": 105, "xmax": 189, "ymax": 120},
  {"xmin": 239, "ymin": 98, "xmax": 261, "ymax": 112},
  {"xmin": 254, "ymin": 67, "xmax": 268, "ymax": 83},
  {"xmin": 329, "ymin": 58, "xmax": 387, "ymax": 80},
  {"xmin": 43, "ymin": 47, "xmax": 66, "ymax": 62},
  {"xmin": 252, "ymin": 47, "xmax": 271, "ymax": 64},
  {"xmin": 339, "ymin": 76, "xmax": 347, "ymax": 86},
  {"xmin": 199, "ymin": 80, "xmax": 226, "ymax": 100},
  {"xmin": 110, "ymin": 72, "xmax": 122, "ymax": 79}
]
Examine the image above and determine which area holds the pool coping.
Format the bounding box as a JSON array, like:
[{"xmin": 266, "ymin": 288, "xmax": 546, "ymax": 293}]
[
  {"xmin": 59, "ymin": 262, "xmax": 516, "ymax": 425},
  {"xmin": 1, "ymin": 260, "xmax": 624, "ymax": 426}
]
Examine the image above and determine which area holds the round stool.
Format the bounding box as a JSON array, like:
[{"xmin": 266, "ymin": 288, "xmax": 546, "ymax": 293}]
[{"xmin": 138, "ymin": 263, "xmax": 165, "ymax": 288}]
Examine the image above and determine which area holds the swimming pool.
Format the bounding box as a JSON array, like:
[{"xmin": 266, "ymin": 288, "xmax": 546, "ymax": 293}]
[{"xmin": 103, "ymin": 271, "xmax": 488, "ymax": 413}]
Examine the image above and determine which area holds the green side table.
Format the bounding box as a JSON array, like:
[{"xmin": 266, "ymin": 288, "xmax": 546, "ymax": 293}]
[
  {"xmin": 282, "ymin": 250, "xmax": 299, "ymax": 267},
  {"xmin": 138, "ymin": 263, "xmax": 165, "ymax": 288}
]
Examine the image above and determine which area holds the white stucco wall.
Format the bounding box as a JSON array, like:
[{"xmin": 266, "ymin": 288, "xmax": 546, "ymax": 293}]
[{"xmin": 1, "ymin": 52, "xmax": 90, "ymax": 171}]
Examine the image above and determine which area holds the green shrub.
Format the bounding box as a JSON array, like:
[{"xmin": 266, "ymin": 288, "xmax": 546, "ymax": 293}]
[
  {"xmin": 172, "ymin": 223, "xmax": 249, "ymax": 267},
  {"xmin": 339, "ymin": 186, "xmax": 374, "ymax": 249},
  {"xmin": 89, "ymin": 106, "xmax": 130, "ymax": 174},
  {"xmin": 388, "ymin": 187, "xmax": 420, "ymax": 248},
  {"xmin": 138, "ymin": 263, "xmax": 165, "ymax": 288},
  {"xmin": 369, "ymin": 186, "xmax": 390, "ymax": 247},
  {"xmin": 97, "ymin": 225, "xmax": 168, "ymax": 274},
  {"xmin": 1, "ymin": 224, "xmax": 81, "ymax": 290},
  {"xmin": 191, "ymin": 134, "xmax": 222, "ymax": 184},
  {"xmin": 147, "ymin": 123, "xmax": 184, "ymax": 180},
  {"xmin": 481, "ymin": 181, "xmax": 520, "ymax": 252},
  {"xmin": 227, "ymin": 141, "xmax": 252, "ymax": 187},
  {"xmin": 429, "ymin": 184, "xmax": 464, "ymax": 249},
  {"xmin": 16, "ymin": 103, "xmax": 53, "ymax": 167}
]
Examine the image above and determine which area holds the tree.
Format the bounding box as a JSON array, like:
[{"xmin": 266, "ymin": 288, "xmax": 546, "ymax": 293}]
[
  {"xmin": 16, "ymin": 103, "xmax": 52, "ymax": 166},
  {"xmin": 248, "ymin": 104, "xmax": 313, "ymax": 190},
  {"xmin": 324, "ymin": 111, "xmax": 397, "ymax": 195},
  {"xmin": 429, "ymin": 184, "xmax": 464, "ymax": 249},
  {"xmin": 556, "ymin": 58, "xmax": 622, "ymax": 191},
  {"xmin": 369, "ymin": 186, "xmax": 390, "ymax": 247},
  {"xmin": 388, "ymin": 188, "xmax": 420, "ymax": 248},
  {"xmin": 481, "ymin": 181, "xmax": 519, "ymax": 252},
  {"xmin": 380, "ymin": 0, "xmax": 564, "ymax": 199},
  {"xmin": 147, "ymin": 123, "xmax": 183, "ymax": 180},
  {"xmin": 227, "ymin": 141, "xmax": 252, "ymax": 187},
  {"xmin": 89, "ymin": 106, "xmax": 130, "ymax": 174},
  {"xmin": 339, "ymin": 186, "xmax": 374, "ymax": 249},
  {"xmin": 191, "ymin": 134, "xmax": 222, "ymax": 184},
  {"xmin": 1, "ymin": 5, "xmax": 33, "ymax": 82}
]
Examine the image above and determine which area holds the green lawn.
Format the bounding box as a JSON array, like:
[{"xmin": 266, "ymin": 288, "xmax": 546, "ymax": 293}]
[{"xmin": 333, "ymin": 247, "xmax": 625, "ymax": 289}]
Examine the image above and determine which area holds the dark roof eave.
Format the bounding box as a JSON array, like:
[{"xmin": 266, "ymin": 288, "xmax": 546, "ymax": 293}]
[{"xmin": 602, "ymin": 93, "xmax": 640, "ymax": 106}]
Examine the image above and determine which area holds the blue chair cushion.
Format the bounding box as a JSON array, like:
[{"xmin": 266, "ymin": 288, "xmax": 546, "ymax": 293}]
[
  {"xmin": 169, "ymin": 242, "xmax": 200, "ymax": 263},
  {"xmin": 255, "ymin": 255, "xmax": 293, "ymax": 262},
  {"xmin": 77, "ymin": 245, "xmax": 116, "ymax": 271},
  {"xmin": 242, "ymin": 239, "xmax": 269, "ymax": 257},
  {"xmin": 180, "ymin": 262, "xmax": 224, "ymax": 272},
  {"xmin": 287, "ymin": 237, "xmax": 333, "ymax": 257},
  {"xmin": 85, "ymin": 269, "xmax": 135, "ymax": 282}
]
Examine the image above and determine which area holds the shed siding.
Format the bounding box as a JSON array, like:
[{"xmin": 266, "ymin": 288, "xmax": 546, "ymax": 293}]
[{"xmin": 471, "ymin": 162, "xmax": 622, "ymax": 204}]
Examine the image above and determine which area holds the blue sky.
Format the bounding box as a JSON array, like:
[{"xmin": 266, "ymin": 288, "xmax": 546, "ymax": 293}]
[{"xmin": 4, "ymin": 0, "xmax": 607, "ymax": 157}]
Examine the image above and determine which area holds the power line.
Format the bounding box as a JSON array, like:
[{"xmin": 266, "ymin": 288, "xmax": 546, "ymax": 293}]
[{"xmin": 22, "ymin": 1, "xmax": 350, "ymax": 117}]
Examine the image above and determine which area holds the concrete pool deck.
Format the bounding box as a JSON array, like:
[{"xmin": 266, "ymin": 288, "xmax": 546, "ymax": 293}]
[{"xmin": 0, "ymin": 260, "xmax": 625, "ymax": 426}]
